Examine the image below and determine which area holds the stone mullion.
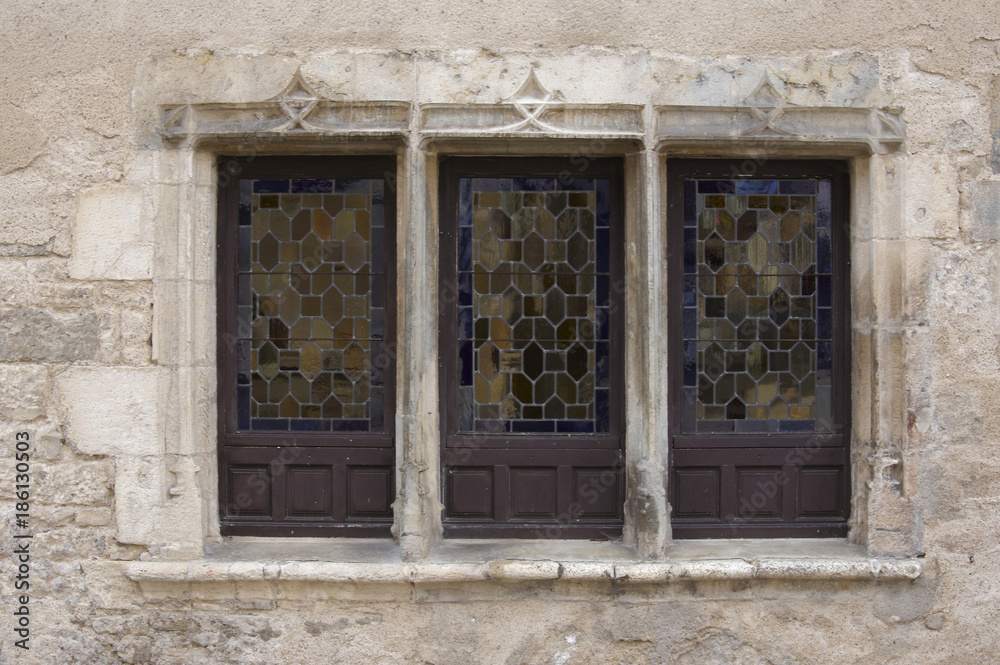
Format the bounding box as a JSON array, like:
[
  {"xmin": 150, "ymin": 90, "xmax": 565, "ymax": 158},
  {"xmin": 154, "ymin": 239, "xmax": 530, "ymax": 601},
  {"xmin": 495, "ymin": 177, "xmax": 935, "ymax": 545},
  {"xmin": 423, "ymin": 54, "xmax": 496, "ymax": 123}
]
[
  {"xmin": 393, "ymin": 141, "xmax": 441, "ymax": 560},
  {"xmin": 622, "ymin": 146, "xmax": 671, "ymax": 557}
]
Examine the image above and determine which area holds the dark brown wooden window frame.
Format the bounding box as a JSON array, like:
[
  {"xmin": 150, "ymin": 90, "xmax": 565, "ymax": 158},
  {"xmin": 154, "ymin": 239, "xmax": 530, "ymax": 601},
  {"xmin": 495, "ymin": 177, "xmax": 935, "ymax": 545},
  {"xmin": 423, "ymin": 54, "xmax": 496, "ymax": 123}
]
[
  {"xmin": 217, "ymin": 155, "xmax": 397, "ymax": 537},
  {"xmin": 667, "ymin": 159, "xmax": 852, "ymax": 539},
  {"xmin": 438, "ymin": 156, "xmax": 626, "ymax": 539}
]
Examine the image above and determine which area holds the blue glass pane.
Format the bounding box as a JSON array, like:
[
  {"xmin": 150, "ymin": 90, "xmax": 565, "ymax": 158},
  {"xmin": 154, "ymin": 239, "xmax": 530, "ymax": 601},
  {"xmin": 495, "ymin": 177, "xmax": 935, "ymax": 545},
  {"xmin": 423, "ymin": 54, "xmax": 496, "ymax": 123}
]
[
  {"xmin": 683, "ymin": 308, "xmax": 696, "ymax": 339},
  {"xmin": 371, "ymin": 202, "xmax": 384, "ymax": 228},
  {"xmin": 817, "ymin": 307, "xmax": 832, "ymax": 339},
  {"xmin": 596, "ymin": 275, "xmax": 610, "ymax": 307},
  {"xmin": 737, "ymin": 180, "xmax": 778, "ymax": 194},
  {"xmin": 513, "ymin": 420, "xmax": 554, "ymax": 432},
  {"xmin": 698, "ymin": 180, "xmax": 735, "ymax": 194},
  {"xmin": 817, "ymin": 340, "xmax": 833, "ymax": 370},
  {"xmin": 817, "ymin": 275, "xmax": 831, "ymax": 307},
  {"xmin": 237, "ymin": 386, "xmax": 250, "ymax": 430},
  {"xmin": 291, "ymin": 179, "xmax": 333, "ymax": 193},
  {"xmin": 596, "ymin": 179, "xmax": 610, "ymax": 227},
  {"xmin": 683, "ymin": 276, "xmax": 697, "ymax": 306},
  {"xmin": 683, "ymin": 227, "xmax": 696, "ymax": 273},
  {"xmin": 595, "ymin": 389, "xmax": 610, "ymax": 432},
  {"xmin": 459, "ymin": 340, "xmax": 473, "ymax": 386},
  {"xmin": 817, "ymin": 229, "xmax": 831, "ymax": 273},
  {"xmin": 238, "ymin": 227, "xmax": 251, "ymax": 271},
  {"xmin": 330, "ymin": 420, "xmax": 370, "ymax": 432},
  {"xmin": 238, "ymin": 274, "xmax": 251, "ymax": 307},
  {"xmin": 333, "ymin": 178, "xmax": 369, "ymax": 194},
  {"xmin": 458, "ymin": 227, "xmax": 473, "ymax": 272},
  {"xmin": 458, "ymin": 306, "xmax": 473, "ymax": 338},
  {"xmin": 595, "ymin": 342, "xmax": 610, "ymax": 387},
  {"xmin": 252, "ymin": 418, "xmax": 289, "ymax": 430},
  {"xmin": 512, "ymin": 178, "xmax": 556, "ymax": 191},
  {"xmin": 370, "ymin": 307, "xmax": 385, "ymax": 339},
  {"xmin": 371, "ymin": 272, "xmax": 385, "ymax": 308},
  {"xmin": 470, "ymin": 178, "xmax": 511, "ymax": 192},
  {"xmin": 290, "ymin": 418, "xmax": 331, "ymax": 431},
  {"xmin": 596, "ymin": 228, "xmax": 610, "ymax": 273},
  {"xmin": 253, "ymin": 179, "xmax": 289, "ymax": 193},
  {"xmin": 558, "ymin": 177, "xmax": 594, "ymax": 191},
  {"xmin": 239, "ymin": 180, "xmax": 252, "ymax": 224},
  {"xmin": 780, "ymin": 419, "xmax": 815, "ymax": 432},
  {"xmin": 683, "ymin": 340, "xmax": 697, "ymax": 386},
  {"xmin": 458, "ymin": 273, "xmax": 472, "ymax": 306},
  {"xmin": 557, "ymin": 421, "xmax": 595, "ymax": 433},
  {"xmin": 370, "ymin": 227, "xmax": 385, "ymax": 273},
  {"xmin": 734, "ymin": 419, "xmax": 768, "ymax": 432},
  {"xmin": 595, "ymin": 307, "xmax": 609, "ymax": 340},
  {"xmin": 697, "ymin": 420, "xmax": 735, "ymax": 433},
  {"xmin": 237, "ymin": 340, "xmax": 251, "ymax": 384},
  {"xmin": 684, "ymin": 180, "xmax": 697, "ymax": 225},
  {"xmin": 372, "ymin": 179, "xmax": 384, "ymax": 199},
  {"xmin": 779, "ymin": 180, "xmax": 816, "ymax": 195},
  {"xmin": 459, "ymin": 178, "xmax": 473, "ymax": 225}
]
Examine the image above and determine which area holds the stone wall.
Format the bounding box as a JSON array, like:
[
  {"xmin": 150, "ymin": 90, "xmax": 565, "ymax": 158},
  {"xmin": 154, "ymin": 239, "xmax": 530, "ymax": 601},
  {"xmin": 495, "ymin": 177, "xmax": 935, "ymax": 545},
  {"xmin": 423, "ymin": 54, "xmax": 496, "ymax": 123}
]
[{"xmin": 1, "ymin": 1, "xmax": 1000, "ymax": 663}]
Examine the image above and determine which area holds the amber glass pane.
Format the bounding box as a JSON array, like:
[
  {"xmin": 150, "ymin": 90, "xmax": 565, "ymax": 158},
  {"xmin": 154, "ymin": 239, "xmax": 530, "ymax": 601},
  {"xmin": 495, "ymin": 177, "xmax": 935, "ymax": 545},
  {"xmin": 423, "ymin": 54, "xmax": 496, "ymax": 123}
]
[
  {"xmin": 457, "ymin": 178, "xmax": 611, "ymax": 433},
  {"xmin": 682, "ymin": 179, "xmax": 833, "ymax": 434},
  {"xmin": 236, "ymin": 178, "xmax": 387, "ymax": 432}
]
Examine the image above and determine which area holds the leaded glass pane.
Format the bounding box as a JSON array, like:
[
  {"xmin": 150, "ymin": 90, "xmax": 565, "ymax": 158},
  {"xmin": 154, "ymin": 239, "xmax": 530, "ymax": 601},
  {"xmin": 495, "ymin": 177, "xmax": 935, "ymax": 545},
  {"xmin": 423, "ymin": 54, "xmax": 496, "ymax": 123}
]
[
  {"xmin": 682, "ymin": 178, "xmax": 833, "ymax": 434},
  {"xmin": 236, "ymin": 178, "xmax": 387, "ymax": 432},
  {"xmin": 458, "ymin": 177, "xmax": 611, "ymax": 433}
]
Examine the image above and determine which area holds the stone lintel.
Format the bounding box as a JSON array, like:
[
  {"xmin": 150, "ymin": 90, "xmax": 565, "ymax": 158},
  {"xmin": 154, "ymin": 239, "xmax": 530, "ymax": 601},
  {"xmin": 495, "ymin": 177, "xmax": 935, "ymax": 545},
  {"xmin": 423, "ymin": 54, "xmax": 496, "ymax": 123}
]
[
  {"xmin": 655, "ymin": 106, "xmax": 905, "ymax": 154},
  {"xmin": 160, "ymin": 101, "xmax": 412, "ymax": 143},
  {"xmin": 419, "ymin": 103, "xmax": 645, "ymax": 139}
]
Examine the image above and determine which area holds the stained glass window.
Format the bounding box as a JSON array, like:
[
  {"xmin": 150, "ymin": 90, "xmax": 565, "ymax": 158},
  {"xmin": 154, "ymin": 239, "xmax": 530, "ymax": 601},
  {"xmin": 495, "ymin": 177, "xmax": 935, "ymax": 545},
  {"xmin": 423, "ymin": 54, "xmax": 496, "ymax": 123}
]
[
  {"xmin": 235, "ymin": 178, "xmax": 388, "ymax": 432},
  {"xmin": 681, "ymin": 178, "xmax": 833, "ymax": 434},
  {"xmin": 456, "ymin": 177, "xmax": 612, "ymax": 434}
]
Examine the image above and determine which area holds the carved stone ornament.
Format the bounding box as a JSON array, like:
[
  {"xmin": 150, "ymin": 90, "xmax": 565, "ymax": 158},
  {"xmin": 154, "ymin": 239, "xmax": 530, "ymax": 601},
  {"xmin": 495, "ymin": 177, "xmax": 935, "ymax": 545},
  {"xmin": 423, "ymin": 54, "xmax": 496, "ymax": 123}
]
[
  {"xmin": 159, "ymin": 68, "xmax": 410, "ymax": 143},
  {"xmin": 656, "ymin": 71, "xmax": 904, "ymax": 154},
  {"xmin": 419, "ymin": 68, "xmax": 645, "ymax": 140}
]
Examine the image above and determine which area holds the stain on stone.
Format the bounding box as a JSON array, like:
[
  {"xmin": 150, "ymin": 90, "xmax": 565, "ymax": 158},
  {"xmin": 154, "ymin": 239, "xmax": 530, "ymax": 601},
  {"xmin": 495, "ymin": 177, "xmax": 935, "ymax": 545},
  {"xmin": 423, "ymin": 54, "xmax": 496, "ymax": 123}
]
[
  {"xmin": 0, "ymin": 308, "xmax": 99, "ymax": 362},
  {"xmin": 991, "ymin": 129, "xmax": 1000, "ymax": 174},
  {"xmin": 304, "ymin": 618, "xmax": 349, "ymax": 635}
]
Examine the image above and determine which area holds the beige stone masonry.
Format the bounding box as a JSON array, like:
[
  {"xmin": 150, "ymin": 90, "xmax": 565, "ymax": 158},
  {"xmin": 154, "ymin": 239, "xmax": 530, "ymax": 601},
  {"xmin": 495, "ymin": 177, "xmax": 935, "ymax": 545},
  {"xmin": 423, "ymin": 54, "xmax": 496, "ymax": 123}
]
[
  {"xmin": 56, "ymin": 366, "xmax": 163, "ymax": 457},
  {"xmin": 70, "ymin": 186, "xmax": 152, "ymax": 281}
]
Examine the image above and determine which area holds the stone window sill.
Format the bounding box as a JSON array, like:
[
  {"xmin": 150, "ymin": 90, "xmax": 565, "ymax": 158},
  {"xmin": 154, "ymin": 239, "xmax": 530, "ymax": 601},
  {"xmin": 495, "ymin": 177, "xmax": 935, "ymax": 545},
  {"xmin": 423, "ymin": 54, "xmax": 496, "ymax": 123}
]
[{"xmin": 126, "ymin": 538, "xmax": 922, "ymax": 586}]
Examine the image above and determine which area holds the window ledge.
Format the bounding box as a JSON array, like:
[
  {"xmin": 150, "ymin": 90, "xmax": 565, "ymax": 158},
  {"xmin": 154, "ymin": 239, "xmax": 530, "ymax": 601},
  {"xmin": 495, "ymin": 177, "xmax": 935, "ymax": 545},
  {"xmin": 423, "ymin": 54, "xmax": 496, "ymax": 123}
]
[{"xmin": 125, "ymin": 538, "xmax": 922, "ymax": 588}]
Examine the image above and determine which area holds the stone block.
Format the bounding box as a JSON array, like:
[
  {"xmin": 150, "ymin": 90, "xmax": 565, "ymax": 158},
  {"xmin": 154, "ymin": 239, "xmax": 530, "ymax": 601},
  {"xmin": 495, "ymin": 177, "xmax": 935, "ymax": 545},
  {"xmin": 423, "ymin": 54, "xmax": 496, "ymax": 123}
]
[
  {"xmin": 0, "ymin": 102, "xmax": 47, "ymax": 174},
  {"xmin": 69, "ymin": 186, "xmax": 152, "ymax": 280},
  {"xmin": 57, "ymin": 366, "xmax": 162, "ymax": 457},
  {"xmin": 0, "ymin": 308, "xmax": 99, "ymax": 362},
  {"xmin": 969, "ymin": 180, "xmax": 1000, "ymax": 242},
  {"xmin": 904, "ymin": 155, "xmax": 959, "ymax": 239},
  {"xmin": 0, "ymin": 363, "xmax": 50, "ymax": 419},
  {"xmin": 76, "ymin": 507, "xmax": 113, "ymax": 526},
  {"xmin": 115, "ymin": 456, "xmax": 203, "ymax": 554}
]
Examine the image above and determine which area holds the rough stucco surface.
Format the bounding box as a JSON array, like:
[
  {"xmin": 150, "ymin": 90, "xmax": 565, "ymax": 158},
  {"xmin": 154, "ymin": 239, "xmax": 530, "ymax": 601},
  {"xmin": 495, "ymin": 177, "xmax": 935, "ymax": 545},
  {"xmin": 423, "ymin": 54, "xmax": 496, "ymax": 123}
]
[{"xmin": 1, "ymin": 1, "xmax": 1000, "ymax": 663}]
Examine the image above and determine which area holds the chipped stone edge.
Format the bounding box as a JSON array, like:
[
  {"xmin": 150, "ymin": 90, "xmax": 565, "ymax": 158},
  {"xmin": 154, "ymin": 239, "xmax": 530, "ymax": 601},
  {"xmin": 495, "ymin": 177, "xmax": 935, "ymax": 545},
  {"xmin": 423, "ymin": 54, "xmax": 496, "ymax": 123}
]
[{"xmin": 126, "ymin": 557, "xmax": 922, "ymax": 586}]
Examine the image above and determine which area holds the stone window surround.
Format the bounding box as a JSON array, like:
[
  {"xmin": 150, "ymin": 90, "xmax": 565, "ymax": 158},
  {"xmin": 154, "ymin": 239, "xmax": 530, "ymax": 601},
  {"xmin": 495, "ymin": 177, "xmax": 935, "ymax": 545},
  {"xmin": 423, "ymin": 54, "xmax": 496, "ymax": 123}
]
[{"xmin": 126, "ymin": 66, "xmax": 922, "ymax": 590}]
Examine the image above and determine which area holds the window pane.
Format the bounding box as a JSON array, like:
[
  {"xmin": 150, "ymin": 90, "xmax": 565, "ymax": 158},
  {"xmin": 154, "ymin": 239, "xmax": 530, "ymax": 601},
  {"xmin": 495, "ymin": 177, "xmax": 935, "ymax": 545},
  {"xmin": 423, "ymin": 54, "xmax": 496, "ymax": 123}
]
[
  {"xmin": 682, "ymin": 178, "xmax": 833, "ymax": 434},
  {"xmin": 237, "ymin": 178, "xmax": 387, "ymax": 432},
  {"xmin": 457, "ymin": 177, "xmax": 611, "ymax": 433}
]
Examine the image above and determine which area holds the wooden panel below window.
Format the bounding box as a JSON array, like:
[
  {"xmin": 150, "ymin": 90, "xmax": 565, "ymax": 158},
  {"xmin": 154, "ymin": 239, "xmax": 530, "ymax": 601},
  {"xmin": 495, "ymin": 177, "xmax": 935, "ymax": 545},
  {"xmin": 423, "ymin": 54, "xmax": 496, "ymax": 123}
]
[{"xmin": 221, "ymin": 446, "xmax": 393, "ymax": 537}]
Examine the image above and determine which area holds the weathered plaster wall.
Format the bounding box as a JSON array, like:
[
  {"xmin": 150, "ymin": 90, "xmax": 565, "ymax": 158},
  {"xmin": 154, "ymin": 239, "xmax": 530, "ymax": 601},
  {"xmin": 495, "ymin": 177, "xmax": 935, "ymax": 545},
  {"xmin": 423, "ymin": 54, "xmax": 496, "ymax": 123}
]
[{"xmin": 1, "ymin": 1, "xmax": 1000, "ymax": 663}]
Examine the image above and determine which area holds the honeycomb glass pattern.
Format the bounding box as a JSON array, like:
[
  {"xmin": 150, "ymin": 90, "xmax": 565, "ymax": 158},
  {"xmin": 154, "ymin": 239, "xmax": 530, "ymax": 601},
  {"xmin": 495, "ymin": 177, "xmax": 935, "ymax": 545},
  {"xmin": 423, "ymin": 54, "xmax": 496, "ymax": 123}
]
[
  {"xmin": 235, "ymin": 178, "xmax": 387, "ymax": 432},
  {"xmin": 456, "ymin": 177, "xmax": 612, "ymax": 434},
  {"xmin": 682, "ymin": 179, "xmax": 833, "ymax": 433}
]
